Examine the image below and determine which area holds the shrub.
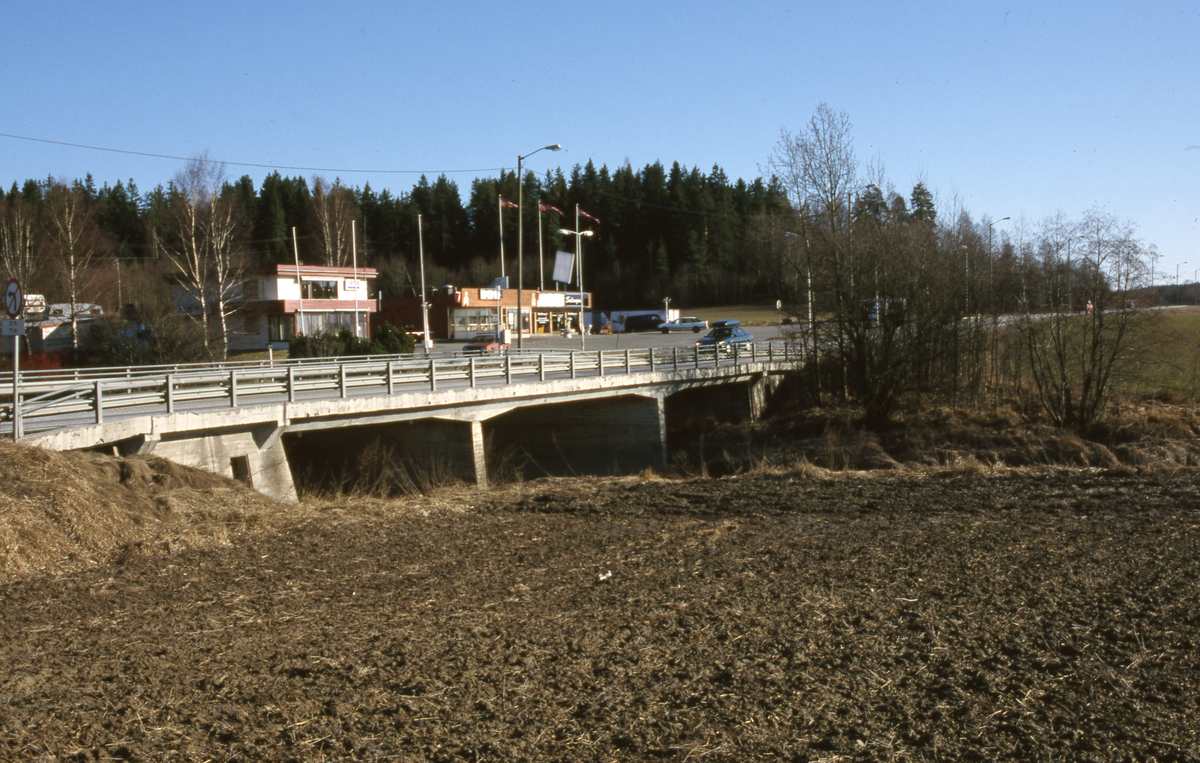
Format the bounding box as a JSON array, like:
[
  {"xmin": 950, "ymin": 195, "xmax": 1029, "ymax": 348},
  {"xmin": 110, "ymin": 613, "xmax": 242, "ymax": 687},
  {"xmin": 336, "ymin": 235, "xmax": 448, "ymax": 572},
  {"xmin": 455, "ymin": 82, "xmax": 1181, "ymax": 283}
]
[{"xmin": 289, "ymin": 323, "xmax": 415, "ymax": 359}]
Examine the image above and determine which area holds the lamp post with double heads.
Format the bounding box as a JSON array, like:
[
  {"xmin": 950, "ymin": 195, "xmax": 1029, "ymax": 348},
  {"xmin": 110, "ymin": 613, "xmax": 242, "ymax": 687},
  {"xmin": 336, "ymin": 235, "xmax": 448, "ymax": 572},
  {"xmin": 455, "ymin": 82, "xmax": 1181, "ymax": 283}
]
[
  {"xmin": 558, "ymin": 216, "xmax": 594, "ymax": 351},
  {"xmin": 516, "ymin": 144, "xmax": 562, "ymax": 349}
]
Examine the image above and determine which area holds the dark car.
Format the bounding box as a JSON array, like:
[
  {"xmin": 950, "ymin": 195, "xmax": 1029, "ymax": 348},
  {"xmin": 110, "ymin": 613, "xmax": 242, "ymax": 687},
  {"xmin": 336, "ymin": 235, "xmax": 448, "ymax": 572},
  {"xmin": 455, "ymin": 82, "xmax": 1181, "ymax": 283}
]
[
  {"xmin": 696, "ymin": 320, "xmax": 754, "ymax": 353},
  {"xmin": 619, "ymin": 313, "xmax": 664, "ymax": 333},
  {"xmin": 462, "ymin": 332, "xmax": 510, "ymax": 355}
]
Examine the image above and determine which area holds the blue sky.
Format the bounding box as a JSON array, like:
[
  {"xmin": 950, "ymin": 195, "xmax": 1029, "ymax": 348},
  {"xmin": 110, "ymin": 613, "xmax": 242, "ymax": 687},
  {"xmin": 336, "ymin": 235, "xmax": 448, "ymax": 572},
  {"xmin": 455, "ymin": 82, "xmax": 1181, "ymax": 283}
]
[{"xmin": 3, "ymin": 1, "xmax": 1198, "ymax": 283}]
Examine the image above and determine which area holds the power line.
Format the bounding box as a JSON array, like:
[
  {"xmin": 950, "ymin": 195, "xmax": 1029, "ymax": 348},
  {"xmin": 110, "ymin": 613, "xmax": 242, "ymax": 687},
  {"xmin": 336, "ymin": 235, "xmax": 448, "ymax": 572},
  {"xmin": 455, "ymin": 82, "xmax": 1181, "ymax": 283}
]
[{"xmin": 0, "ymin": 132, "xmax": 504, "ymax": 176}]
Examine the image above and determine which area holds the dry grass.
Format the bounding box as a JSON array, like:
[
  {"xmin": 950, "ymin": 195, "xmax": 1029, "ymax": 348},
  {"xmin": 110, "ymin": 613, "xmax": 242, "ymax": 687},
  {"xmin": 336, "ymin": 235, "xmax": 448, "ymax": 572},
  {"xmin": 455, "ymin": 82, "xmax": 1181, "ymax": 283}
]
[{"xmin": 0, "ymin": 443, "xmax": 297, "ymax": 583}]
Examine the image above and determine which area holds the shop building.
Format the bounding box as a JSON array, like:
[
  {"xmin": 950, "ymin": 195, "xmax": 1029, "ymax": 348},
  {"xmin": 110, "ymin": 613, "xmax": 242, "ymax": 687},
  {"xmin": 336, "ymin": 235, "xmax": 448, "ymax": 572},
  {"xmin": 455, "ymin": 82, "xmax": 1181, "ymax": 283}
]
[{"xmin": 374, "ymin": 285, "xmax": 593, "ymax": 341}]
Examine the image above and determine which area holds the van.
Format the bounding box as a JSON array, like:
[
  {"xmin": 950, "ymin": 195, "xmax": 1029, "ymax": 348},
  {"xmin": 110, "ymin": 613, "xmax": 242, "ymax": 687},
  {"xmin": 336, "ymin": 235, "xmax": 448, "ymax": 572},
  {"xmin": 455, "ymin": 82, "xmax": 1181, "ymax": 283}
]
[{"xmin": 619, "ymin": 313, "xmax": 664, "ymax": 333}]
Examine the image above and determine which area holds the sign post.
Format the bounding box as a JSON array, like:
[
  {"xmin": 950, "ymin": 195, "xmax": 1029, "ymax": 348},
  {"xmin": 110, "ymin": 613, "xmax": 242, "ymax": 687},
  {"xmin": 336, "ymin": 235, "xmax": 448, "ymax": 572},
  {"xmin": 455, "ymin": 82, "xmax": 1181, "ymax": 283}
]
[{"xmin": 5, "ymin": 279, "xmax": 23, "ymax": 440}]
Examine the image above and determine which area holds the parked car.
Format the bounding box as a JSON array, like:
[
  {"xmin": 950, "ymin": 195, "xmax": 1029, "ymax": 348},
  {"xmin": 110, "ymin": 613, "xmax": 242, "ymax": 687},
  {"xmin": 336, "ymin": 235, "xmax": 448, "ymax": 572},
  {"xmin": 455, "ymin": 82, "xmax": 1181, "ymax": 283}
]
[
  {"xmin": 658, "ymin": 316, "xmax": 708, "ymax": 333},
  {"xmin": 619, "ymin": 313, "xmax": 664, "ymax": 333},
  {"xmin": 462, "ymin": 332, "xmax": 510, "ymax": 354},
  {"xmin": 696, "ymin": 320, "xmax": 754, "ymax": 353}
]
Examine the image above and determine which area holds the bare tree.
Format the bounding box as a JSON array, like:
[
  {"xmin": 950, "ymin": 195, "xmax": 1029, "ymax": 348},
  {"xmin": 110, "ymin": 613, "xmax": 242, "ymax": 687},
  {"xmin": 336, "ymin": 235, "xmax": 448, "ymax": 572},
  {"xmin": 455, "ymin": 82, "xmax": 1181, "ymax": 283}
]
[
  {"xmin": 0, "ymin": 192, "xmax": 41, "ymax": 291},
  {"xmin": 42, "ymin": 181, "xmax": 106, "ymax": 355},
  {"xmin": 161, "ymin": 155, "xmax": 245, "ymax": 360},
  {"xmin": 769, "ymin": 103, "xmax": 862, "ymax": 400},
  {"xmin": 310, "ymin": 177, "xmax": 359, "ymax": 267},
  {"xmin": 1015, "ymin": 209, "xmax": 1151, "ymax": 429}
]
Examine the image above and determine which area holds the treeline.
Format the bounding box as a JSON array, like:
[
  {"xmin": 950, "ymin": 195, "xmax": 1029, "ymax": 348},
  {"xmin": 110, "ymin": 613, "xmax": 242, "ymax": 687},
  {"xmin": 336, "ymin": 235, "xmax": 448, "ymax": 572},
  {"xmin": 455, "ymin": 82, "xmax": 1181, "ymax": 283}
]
[{"xmin": 0, "ymin": 159, "xmax": 792, "ymax": 313}]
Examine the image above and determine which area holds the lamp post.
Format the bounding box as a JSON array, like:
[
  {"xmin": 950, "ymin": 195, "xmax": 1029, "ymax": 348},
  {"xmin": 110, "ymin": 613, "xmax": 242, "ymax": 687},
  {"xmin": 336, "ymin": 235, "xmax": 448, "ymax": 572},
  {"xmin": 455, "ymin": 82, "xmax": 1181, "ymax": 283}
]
[
  {"xmin": 986, "ymin": 217, "xmax": 1010, "ymax": 408},
  {"xmin": 987, "ymin": 217, "xmax": 1010, "ymax": 314},
  {"xmin": 558, "ymin": 216, "xmax": 594, "ymax": 351},
  {"xmin": 517, "ymin": 144, "xmax": 562, "ymax": 350}
]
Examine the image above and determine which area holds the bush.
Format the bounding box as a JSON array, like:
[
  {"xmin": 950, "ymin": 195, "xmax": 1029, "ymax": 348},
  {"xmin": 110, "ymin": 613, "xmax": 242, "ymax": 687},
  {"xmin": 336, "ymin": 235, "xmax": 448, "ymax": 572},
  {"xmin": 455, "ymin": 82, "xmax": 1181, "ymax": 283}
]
[{"xmin": 289, "ymin": 323, "xmax": 415, "ymax": 359}]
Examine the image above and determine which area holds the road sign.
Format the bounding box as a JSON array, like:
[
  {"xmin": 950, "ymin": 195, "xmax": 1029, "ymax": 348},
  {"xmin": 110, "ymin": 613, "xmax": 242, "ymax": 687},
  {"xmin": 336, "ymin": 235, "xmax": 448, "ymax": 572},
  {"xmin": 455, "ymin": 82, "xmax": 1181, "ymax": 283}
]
[
  {"xmin": 5, "ymin": 279, "xmax": 22, "ymax": 318},
  {"xmin": 2, "ymin": 319, "xmax": 23, "ymax": 336}
]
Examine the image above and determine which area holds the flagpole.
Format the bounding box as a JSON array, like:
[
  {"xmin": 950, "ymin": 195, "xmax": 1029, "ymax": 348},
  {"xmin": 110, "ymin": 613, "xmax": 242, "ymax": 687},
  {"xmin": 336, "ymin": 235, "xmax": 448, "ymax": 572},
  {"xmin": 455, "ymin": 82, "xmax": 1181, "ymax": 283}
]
[
  {"xmin": 537, "ymin": 204, "xmax": 545, "ymax": 293},
  {"xmin": 352, "ymin": 219, "xmax": 359, "ymax": 338},
  {"xmin": 577, "ymin": 204, "xmax": 584, "ymax": 352},
  {"xmin": 498, "ymin": 193, "xmax": 506, "ymax": 281}
]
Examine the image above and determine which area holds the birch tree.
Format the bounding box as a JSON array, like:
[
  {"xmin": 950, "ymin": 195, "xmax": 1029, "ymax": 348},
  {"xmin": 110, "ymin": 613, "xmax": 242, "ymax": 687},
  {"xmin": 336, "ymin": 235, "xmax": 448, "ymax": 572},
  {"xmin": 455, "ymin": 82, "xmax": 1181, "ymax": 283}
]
[
  {"xmin": 42, "ymin": 180, "xmax": 105, "ymax": 354},
  {"xmin": 0, "ymin": 190, "xmax": 40, "ymax": 292},
  {"xmin": 161, "ymin": 155, "xmax": 245, "ymax": 360},
  {"xmin": 310, "ymin": 176, "xmax": 358, "ymax": 267}
]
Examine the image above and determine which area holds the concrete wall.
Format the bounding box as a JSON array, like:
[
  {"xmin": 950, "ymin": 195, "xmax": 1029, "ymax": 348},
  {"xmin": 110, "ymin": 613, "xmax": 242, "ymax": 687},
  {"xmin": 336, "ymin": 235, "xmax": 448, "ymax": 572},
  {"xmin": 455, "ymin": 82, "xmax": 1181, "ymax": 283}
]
[{"xmin": 142, "ymin": 428, "xmax": 298, "ymax": 504}]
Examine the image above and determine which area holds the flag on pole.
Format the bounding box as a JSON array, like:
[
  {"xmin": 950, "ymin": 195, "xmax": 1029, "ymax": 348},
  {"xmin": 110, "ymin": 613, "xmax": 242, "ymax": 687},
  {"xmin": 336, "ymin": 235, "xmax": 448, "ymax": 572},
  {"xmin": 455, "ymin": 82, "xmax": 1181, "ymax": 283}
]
[
  {"xmin": 538, "ymin": 202, "xmax": 563, "ymax": 215},
  {"xmin": 578, "ymin": 207, "xmax": 600, "ymax": 223},
  {"xmin": 499, "ymin": 196, "xmax": 519, "ymax": 209}
]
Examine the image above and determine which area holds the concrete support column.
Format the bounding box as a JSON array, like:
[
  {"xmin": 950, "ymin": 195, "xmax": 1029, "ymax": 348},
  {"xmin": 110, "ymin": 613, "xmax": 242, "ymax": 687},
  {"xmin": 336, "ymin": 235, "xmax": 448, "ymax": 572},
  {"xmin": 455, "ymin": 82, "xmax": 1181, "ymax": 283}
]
[
  {"xmin": 748, "ymin": 374, "xmax": 784, "ymax": 421},
  {"xmin": 469, "ymin": 419, "xmax": 488, "ymax": 488}
]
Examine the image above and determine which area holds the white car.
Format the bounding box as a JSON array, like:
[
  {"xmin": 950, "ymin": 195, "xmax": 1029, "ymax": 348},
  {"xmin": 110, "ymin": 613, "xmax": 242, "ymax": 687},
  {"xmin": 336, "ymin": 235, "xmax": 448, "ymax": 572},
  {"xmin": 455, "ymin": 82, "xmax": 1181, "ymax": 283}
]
[{"xmin": 658, "ymin": 316, "xmax": 708, "ymax": 333}]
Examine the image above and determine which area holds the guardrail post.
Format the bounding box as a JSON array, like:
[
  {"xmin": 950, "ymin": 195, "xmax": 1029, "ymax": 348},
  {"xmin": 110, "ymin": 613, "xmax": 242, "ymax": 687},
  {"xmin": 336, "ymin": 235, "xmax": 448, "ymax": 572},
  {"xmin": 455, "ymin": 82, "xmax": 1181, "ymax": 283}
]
[
  {"xmin": 539, "ymin": 352, "xmax": 545, "ymax": 382},
  {"xmin": 649, "ymin": 348, "xmax": 656, "ymax": 373},
  {"xmin": 673, "ymin": 346, "xmax": 679, "ymax": 372},
  {"xmin": 570, "ymin": 352, "xmax": 576, "ymax": 380},
  {"xmin": 287, "ymin": 366, "xmax": 296, "ymax": 403},
  {"xmin": 230, "ymin": 370, "xmax": 238, "ymax": 407},
  {"xmin": 598, "ymin": 350, "xmax": 605, "ymax": 377},
  {"xmin": 624, "ymin": 349, "xmax": 631, "ymax": 374},
  {"xmin": 165, "ymin": 373, "xmax": 175, "ymax": 413},
  {"xmin": 505, "ymin": 354, "xmax": 512, "ymax": 385},
  {"xmin": 339, "ymin": 363, "xmax": 348, "ymax": 398},
  {"xmin": 469, "ymin": 357, "xmax": 477, "ymax": 388},
  {"xmin": 429, "ymin": 359, "xmax": 437, "ymax": 391},
  {"xmin": 94, "ymin": 380, "xmax": 104, "ymax": 425},
  {"xmin": 387, "ymin": 361, "xmax": 395, "ymax": 396}
]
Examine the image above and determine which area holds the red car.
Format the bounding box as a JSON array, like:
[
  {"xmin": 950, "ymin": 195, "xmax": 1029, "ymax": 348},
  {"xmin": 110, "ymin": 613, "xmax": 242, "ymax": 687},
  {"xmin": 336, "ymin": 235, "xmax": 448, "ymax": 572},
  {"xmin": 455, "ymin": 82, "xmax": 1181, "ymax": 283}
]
[{"xmin": 463, "ymin": 332, "xmax": 510, "ymax": 355}]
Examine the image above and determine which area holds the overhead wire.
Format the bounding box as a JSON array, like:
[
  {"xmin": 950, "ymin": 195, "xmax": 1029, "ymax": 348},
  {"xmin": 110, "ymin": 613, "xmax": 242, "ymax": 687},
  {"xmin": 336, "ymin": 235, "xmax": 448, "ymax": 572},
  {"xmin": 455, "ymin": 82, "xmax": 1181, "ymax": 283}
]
[{"xmin": 0, "ymin": 132, "xmax": 504, "ymax": 176}]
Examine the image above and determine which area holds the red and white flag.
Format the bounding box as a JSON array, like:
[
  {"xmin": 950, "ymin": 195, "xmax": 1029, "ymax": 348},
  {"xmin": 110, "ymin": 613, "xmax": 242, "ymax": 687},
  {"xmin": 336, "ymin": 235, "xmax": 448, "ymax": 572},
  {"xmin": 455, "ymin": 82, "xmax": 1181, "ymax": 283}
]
[
  {"xmin": 578, "ymin": 207, "xmax": 600, "ymax": 223},
  {"xmin": 499, "ymin": 196, "xmax": 519, "ymax": 209},
  {"xmin": 538, "ymin": 202, "xmax": 563, "ymax": 215}
]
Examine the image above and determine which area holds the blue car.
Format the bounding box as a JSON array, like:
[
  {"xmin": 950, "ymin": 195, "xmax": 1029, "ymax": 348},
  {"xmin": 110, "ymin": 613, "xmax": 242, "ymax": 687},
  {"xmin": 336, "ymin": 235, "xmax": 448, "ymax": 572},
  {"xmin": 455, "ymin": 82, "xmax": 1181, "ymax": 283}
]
[{"xmin": 696, "ymin": 320, "xmax": 753, "ymax": 353}]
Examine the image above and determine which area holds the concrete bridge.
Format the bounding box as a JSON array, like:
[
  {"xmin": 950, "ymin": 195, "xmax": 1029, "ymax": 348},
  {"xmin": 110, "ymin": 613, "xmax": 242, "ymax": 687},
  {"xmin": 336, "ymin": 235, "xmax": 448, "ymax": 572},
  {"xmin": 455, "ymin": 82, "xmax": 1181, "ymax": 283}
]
[{"xmin": 5, "ymin": 343, "xmax": 801, "ymax": 503}]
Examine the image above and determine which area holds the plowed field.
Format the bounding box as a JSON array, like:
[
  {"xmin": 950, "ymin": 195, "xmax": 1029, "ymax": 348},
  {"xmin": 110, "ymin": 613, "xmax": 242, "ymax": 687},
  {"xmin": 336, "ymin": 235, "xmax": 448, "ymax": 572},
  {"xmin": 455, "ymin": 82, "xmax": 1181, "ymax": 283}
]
[{"xmin": 3, "ymin": 465, "xmax": 1199, "ymax": 762}]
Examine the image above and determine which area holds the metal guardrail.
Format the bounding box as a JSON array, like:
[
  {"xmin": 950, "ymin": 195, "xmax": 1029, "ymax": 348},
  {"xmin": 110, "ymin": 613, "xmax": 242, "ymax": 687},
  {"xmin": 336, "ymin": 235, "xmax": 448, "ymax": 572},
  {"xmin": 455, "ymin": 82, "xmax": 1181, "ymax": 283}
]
[{"xmin": 2, "ymin": 342, "xmax": 800, "ymax": 440}]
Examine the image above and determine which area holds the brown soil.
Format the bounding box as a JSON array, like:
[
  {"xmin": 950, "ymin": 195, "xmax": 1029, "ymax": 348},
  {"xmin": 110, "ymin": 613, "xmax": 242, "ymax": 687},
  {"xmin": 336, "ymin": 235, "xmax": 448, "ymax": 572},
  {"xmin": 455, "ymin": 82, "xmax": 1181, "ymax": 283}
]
[{"xmin": 2, "ymin": 407, "xmax": 1200, "ymax": 762}]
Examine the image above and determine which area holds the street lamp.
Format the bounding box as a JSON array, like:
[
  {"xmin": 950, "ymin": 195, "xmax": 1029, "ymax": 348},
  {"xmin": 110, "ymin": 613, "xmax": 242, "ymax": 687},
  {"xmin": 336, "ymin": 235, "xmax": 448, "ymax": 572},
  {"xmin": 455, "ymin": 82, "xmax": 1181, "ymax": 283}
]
[
  {"xmin": 987, "ymin": 217, "xmax": 1010, "ymax": 314},
  {"xmin": 558, "ymin": 219, "xmax": 594, "ymax": 351},
  {"xmin": 517, "ymin": 143, "xmax": 562, "ymax": 349}
]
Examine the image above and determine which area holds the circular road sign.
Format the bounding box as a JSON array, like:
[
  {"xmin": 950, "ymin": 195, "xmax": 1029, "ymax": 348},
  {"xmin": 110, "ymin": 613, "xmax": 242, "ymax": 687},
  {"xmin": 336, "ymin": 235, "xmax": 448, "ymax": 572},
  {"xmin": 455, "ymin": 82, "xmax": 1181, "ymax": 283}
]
[{"xmin": 5, "ymin": 279, "xmax": 22, "ymax": 319}]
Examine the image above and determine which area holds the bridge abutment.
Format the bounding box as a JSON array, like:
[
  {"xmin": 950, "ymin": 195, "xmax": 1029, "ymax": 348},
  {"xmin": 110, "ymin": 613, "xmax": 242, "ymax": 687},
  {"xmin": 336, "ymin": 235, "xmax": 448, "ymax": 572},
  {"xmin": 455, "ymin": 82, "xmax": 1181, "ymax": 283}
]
[{"xmin": 137, "ymin": 429, "xmax": 299, "ymax": 504}]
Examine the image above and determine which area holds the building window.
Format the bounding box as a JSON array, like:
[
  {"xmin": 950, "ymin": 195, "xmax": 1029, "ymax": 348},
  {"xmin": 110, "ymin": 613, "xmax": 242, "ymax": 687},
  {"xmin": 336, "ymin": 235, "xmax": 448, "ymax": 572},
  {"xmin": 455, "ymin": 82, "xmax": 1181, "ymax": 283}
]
[
  {"xmin": 301, "ymin": 280, "xmax": 338, "ymax": 299},
  {"xmin": 295, "ymin": 311, "xmax": 366, "ymax": 336},
  {"xmin": 268, "ymin": 315, "xmax": 294, "ymax": 342}
]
